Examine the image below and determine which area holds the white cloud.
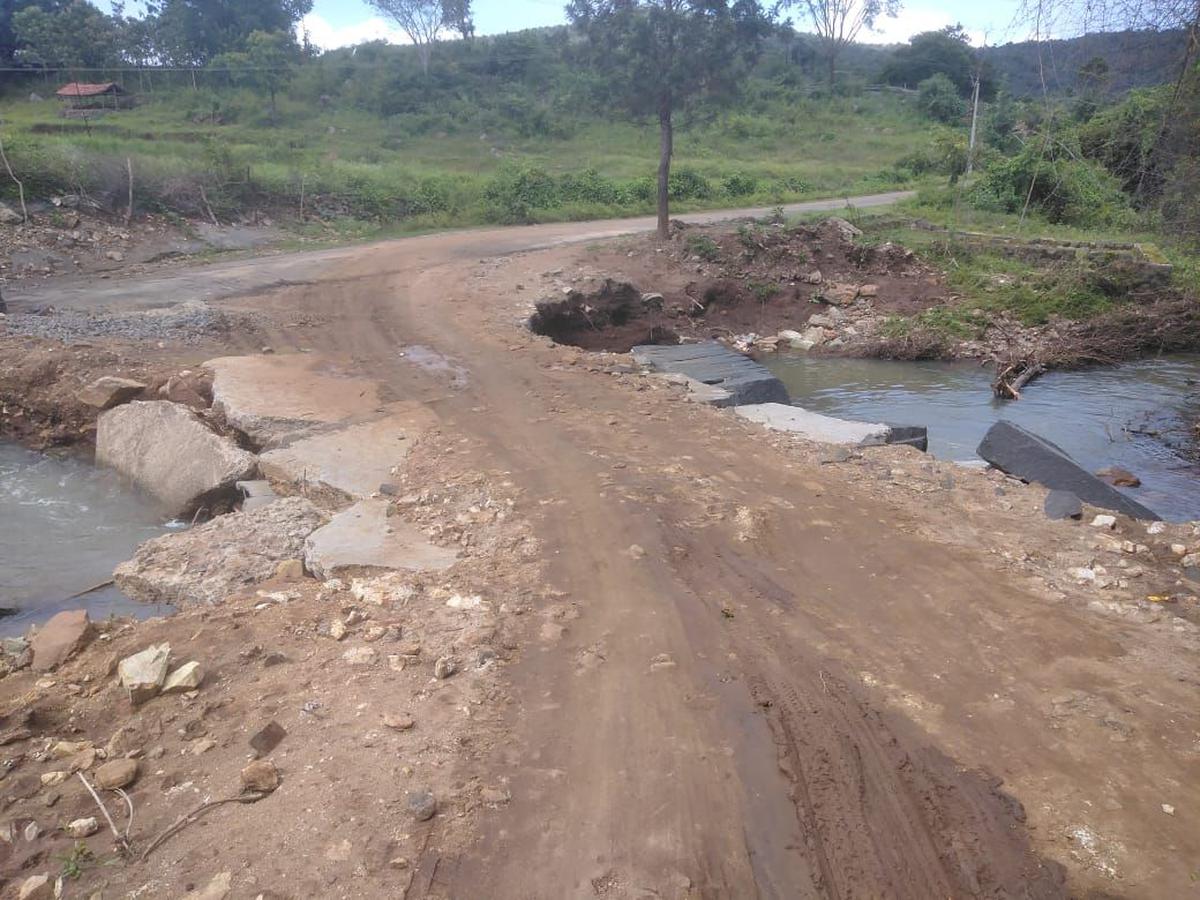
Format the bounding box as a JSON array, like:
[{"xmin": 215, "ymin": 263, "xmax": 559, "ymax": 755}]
[
  {"xmin": 854, "ymin": 6, "xmax": 989, "ymax": 46},
  {"xmin": 299, "ymin": 12, "xmax": 411, "ymax": 50}
]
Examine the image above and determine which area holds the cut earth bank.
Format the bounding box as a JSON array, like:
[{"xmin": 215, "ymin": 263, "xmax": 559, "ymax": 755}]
[{"xmin": 0, "ymin": 208, "xmax": 1197, "ymax": 898}]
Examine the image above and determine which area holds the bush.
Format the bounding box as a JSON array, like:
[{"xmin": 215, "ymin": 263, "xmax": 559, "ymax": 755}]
[
  {"xmin": 668, "ymin": 167, "xmax": 713, "ymax": 200},
  {"xmin": 918, "ymin": 74, "xmax": 967, "ymax": 125},
  {"xmin": 559, "ymin": 168, "xmax": 622, "ymax": 205},
  {"xmin": 969, "ymin": 142, "xmax": 1134, "ymax": 228},
  {"xmin": 722, "ymin": 171, "xmax": 759, "ymax": 196},
  {"xmin": 482, "ymin": 164, "xmax": 558, "ymax": 223}
]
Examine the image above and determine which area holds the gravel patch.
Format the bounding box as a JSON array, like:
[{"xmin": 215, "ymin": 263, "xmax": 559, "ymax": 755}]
[{"xmin": 0, "ymin": 301, "xmax": 256, "ymax": 344}]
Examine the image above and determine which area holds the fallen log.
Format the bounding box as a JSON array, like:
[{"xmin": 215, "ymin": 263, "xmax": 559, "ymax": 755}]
[{"xmin": 992, "ymin": 358, "xmax": 1045, "ymax": 400}]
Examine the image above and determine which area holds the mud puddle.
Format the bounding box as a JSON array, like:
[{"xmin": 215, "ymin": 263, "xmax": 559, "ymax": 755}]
[
  {"xmin": 0, "ymin": 441, "xmax": 176, "ymax": 635},
  {"xmin": 765, "ymin": 353, "xmax": 1200, "ymax": 522}
]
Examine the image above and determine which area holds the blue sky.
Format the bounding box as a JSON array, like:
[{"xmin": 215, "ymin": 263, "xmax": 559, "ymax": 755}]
[{"xmin": 302, "ymin": 1, "xmax": 1030, "ymax": 50}]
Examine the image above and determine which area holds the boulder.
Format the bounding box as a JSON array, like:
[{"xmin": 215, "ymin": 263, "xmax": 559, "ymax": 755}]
[
  {"xmin": 94, "ymin": 758, "xmax": 138, "ymax": 789},
  {"xmin": 95, "ymin": 401, "xmax": 257, "ymax": 515},
  {"xmin": 118, "ymin": 644, "xmax": 170, "ymax": 704},
  {"xmin": 304, "ymin": 500, "xmax": 458, "ymax": 580},
  {"xmin": 240, "ymin": 760, "xmax": 280, "ymax": 793},
  {"xmin": 0, "ymin": 203, "xmax": 23, "ymax": 226},
  {"xmin": 77, "ymin": 376, "xmax": 146, "ymax": 410},
  {"xmin": 159, "ymin": 371, "xmax": 213, "ymax": 410},
  {"xmin": 17, "ymin": 875, "xmax": 52, "ymax": 900},
  {"xmin": 1044, "ymin": 490, "xmax": 1083, "ymax": 520},
  {"xmin": 114, "ymin": 497, "xmax": 327, "ymax": 606},
  {"xmin": 976, "ymin": 421, "xmax": 1159, "ymax": 520},
  {"xmin": 824, "ymin": 216, "xmax": 863, "ymax": 241},
  {"xmin": 162, "ymin": 661, "xmax": 203, "ymax": 693},
  {"xmin": 816, "ymin": 283, "xmax": 860, "ymax": 306},
  {"xmin": 29, "ymin": 609, "xmax": 92, "ymax": 672}
]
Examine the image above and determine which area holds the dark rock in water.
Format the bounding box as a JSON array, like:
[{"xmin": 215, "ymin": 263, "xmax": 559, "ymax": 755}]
[
  {"xmin": 632, "ymin": 341, "xmax": 789, "ymax": 407},
  {"xmin": 1044, "ymin": 490, "xmax": 1083, "ymax": 520},
  {"xmin": 1096, "ymin": 466, "xmax": 1142, "ymax": 488},
  {"xmin": 977, "ymin": 421, "xmax": 1159, "ymax": 520},
  {"xmin": 886, "ymin": 424, "xmax": 928, "ymax": 452}
]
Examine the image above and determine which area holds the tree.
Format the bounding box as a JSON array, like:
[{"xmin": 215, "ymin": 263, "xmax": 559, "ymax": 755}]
[
  {"xmin": 13, "ymin": 0, "xmax": 121, "ymax": 69},
  {"xmin": 566, "ymin": 0, "xmax": 773, "ymax": 238},
  {"xmin": 367, "ymin": 0, "xmax": 444, "ymax": 76},
  {"xmin": 788, "ymin": 0, "xmax": 900, "ymax": 91},
  {"xmin": 215, "ymin": 29, "xmax": 296, "ymax": 119},
  {"xmin": 441, "ymin": 0, "xmax": 474, "ymax": 40},
  {"xmin": 152, "ymin": 0, "xmax": 313, "ymax": 65},
  {"xmin": 0, "ymin": 0, "xmax": 66, "ymax": 64},
  {"xmin": 918, "ymin": 72, "xmax": 966, "ymax": 123},
  {"xmin": 882, "ymin": 25, "xmax": 995, "ymax": 98}
]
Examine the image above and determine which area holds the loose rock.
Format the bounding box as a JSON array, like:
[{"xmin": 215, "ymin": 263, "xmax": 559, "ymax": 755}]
[
  {"xmin": 30, "ymin": 610, "xmax": 92, "ymax": 673},
  {"xmin": 433, "ymin": 655, "xmax": 458, "ymax": 679},
  {"xmin": 382, "ymin": 712, "xmax": 415, "ymax": 731},
  {"xmin": 240, "ymin": 760, "xmax": 280, "ymax": 793},
  {"xmin": 1044, "ymin": 490, "xmax": 1083, "ymax": 521},
  {"xmin": 162, "ymin": 661, "xmax": 204, "ymax": 693},
  {"xmin": 118, "ymin": 643, "xmax": 171, "ymax": 704},
  {"xmin": 17, "ymin": 874, "xmax": 52, "ymax": 900},
  {"xmin": 94, "ymin": 758, "xmax": 138, "ymax": 790},
  {"xmin": 65, "ymin": 816, "xmax": 99, "ymax": 838},
  {"xmin": 77, "ymin": 376, "xmax": 146, "ymax": 410},
  {"xmin": 407, "ymin": 789, "xmax": 437, "ymax": 822}
]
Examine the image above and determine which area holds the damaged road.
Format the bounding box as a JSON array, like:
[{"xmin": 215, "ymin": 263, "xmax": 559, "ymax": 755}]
[{"xmin": 1, "ymin": 197, "xmax": 1198, "ymax": 899}]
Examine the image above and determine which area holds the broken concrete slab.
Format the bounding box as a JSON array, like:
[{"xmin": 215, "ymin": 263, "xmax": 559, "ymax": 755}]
[
  {"xmin": 96, "ymin": 401, "xmax": 257, "ymax": 515},
  {"xmin": 649, "ymin": 372, "xmax": 734, "ymax": 406},
  {"xmin": 29, "ymin": 610, "xmax": 92, "ymax": 672},
  {"xmin": 735, "ymin": 403, "xmax": 891, "ymax": 445},
  {"xmin": 632, "ymin": 342, "xmax": 789, "ymax": 406},
  {"xmin": 115, "ymin": 497, "xmax": 327, "ymax": 606},
  {"xmin": 1044, "ymin": 489, "xmax": 1083, "ymax": 520},
  {"xmin": 77, "ymin": 376, "xmax": 145, "ymax": 410},
  {"xmin": 977, "ymin": 421, "xmax": 1159, "ymax": 520},
  {"xmin": 304, "ymin": 499, "xmax": 458, "ymax": 580},
  {"xmin": 204, "ymin": 354, "xmax": 383, "ymax": 448},
  {"xmin": 259, "ymin": 405, "xmax": 435, "ymax": 498}
]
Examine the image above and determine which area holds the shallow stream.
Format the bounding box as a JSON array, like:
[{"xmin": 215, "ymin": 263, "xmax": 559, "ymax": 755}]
[
  {"xmin": 0, "ymin": 442, "xmax": 176, "ymax": 636},
  {"xmin": 764, "ymin": 353, "xmax": 1200, "ymax": 523}
]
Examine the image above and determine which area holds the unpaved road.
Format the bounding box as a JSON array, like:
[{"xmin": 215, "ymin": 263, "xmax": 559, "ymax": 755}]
[
  {"xmin": 5, "ymin": 192, "xmax": 913, "ymax": 313},
  {"xmin": 13, "ymin": 194, "xmax": 1200, "ymax": 898}
]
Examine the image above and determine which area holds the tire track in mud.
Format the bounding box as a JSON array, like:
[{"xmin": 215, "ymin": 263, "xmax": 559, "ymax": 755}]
[{"xmin": 664, "ymin": 524, "xmax": 1067, "ymax": 899}]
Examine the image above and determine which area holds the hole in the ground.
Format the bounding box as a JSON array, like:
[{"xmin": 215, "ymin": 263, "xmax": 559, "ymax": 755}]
[{"xmin": 529, "ymin": 280, "xmax": 680, "ymax": 352}]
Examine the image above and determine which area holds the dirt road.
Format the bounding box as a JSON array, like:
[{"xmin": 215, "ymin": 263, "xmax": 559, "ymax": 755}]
[{"xmin": 8, "ymin": 195, "xmax": 1199, "ymax": 898}]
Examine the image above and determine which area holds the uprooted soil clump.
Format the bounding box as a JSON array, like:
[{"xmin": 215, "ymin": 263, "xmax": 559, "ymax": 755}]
[{"xmin": 529, "ymin": 217, "xmax": 948, "ymax": 353}]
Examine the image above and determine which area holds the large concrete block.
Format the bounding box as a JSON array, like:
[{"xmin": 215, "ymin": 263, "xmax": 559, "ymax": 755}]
[
  {"xmin": 96, "ymin": 400, "xmax": 257, "ymax": 515},
  {"xmin": 632, "ymin": 342, "xmax": 789, "ymax": 406},
  {"xmin": 304, "ymin": 500, "xmax": 459, "ymax": 580},
  {"xmin": 977, "ymin": 421, "xmax": 1159, "ymax": 520},
  {"xmin": 735, "ymin": 403, "xmax": 891, "ymax": 445}
]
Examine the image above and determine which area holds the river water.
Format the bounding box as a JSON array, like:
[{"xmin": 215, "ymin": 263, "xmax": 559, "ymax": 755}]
[
  {"xmin": 765, "ymin": 354, "xmax": 1200, "ymax": 522},
  {"xmin": 0, "ymin": 442, "xmax": 176, "ymax": 636}
]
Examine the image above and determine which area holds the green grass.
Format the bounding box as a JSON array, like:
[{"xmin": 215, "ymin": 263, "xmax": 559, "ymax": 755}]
[{"xmin": 0, "ymin": 89, "xmax": 945, "ymax": 232}]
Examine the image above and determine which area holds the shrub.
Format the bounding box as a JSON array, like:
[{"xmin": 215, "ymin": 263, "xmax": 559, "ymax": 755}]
[
  {"xmin": 918, "ymin": 73, "xmax": 967, "ymax": 125},
  {"xmin": 722, "ymin": 171, "xmax": 758, "ymax": 196},
  {"xmin": 969, "ymin": 141, "xmax": 1134, "ymax": 227},
  {"xmin": 482, "ymin": 164, "xmax": 559, "ymax": 223},
  {"xmin": 684, "ymin": 233, "xmax": 721, "ymax": 261}
]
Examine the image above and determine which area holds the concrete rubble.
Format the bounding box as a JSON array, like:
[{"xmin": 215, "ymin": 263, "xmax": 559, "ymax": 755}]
[
  {"xmin": 114, "ymin": 497, "xmax": 327, "ymax": 605},
  {"xmin": 96, "ymin": 400, "xmax": 257, "ymax": 514}
]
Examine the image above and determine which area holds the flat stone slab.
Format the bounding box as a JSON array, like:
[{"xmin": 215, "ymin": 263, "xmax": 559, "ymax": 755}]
[
  {"xmin": 96, "ymin": 400, "xmax": 258, "ymax": 515},
  {"xmin": 735, "ymin": 403, "xmax": 892, "ymax": 445},
  {"xmin": 204, "ymin": 354, "xmax": 384, "ymax": 448},
  {"xmin": 632, "ymin": 342, "xmax": 789, "ymax": 406},
  {"xmin": 259, "ymin": 404, "xmax": 436, "ymax": 498},
  {"xmin": 977, "ymin": 421, "xmax": 1159, "ymax": 520},
  {"xmin": 304, "ymin": 500, "xmax": 459, "ymax": 579}
]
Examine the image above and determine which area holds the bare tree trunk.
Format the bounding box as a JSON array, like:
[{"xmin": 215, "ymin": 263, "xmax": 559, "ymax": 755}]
[
  {"xmin": 125, "ymin": 157, "xmax": 133, "ymax": 225},
  {"xmin": 656, "ymin": 103, "xmax": 673, "ymax": 240},
  {"xmin": 0, "ymin": 137, "xmax": 29, "ymax": 225},
  {"xmin": 827, "ymin": 50, "xmax": 837, "ymax": 93}
]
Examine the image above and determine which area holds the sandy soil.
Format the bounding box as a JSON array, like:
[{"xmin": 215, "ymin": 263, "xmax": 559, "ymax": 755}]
[{"xmin": 1, "ymin": 202, "xmax": 1198, "ymax": 899}]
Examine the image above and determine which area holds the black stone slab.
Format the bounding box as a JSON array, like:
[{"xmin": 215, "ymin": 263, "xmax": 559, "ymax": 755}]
[
  {"xmin": 632, "ymin": 342, "xmax": 789, "ymax": 406},
  {"xmin": 977, "ymin": 421, "xmax": 1159, "ymax": 520}
]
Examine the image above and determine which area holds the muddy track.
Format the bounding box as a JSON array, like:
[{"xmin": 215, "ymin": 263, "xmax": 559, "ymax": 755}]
[{"xmin": 21, "ymin": 194, "xmax": 1200, "ymax": 897}]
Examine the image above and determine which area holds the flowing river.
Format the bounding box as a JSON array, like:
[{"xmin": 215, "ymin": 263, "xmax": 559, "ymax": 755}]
[
  {"xmin": 0, "ymin": 442, "xmax": 176, "ymax": 636},
  {"xmin": 764, "ymin": 353, "xmax": 1200, "ymax": 522}
]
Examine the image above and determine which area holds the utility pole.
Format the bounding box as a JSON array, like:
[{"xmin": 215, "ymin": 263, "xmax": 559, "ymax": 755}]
[{"xmin": 966, "ymin": 74, "xmax": 981, "ymax": 175}]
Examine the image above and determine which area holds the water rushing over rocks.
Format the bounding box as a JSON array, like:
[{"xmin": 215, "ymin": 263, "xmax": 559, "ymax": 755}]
[{"xmin": 0, "ymin": 441, "xmax": 175, "ymax": 634}]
